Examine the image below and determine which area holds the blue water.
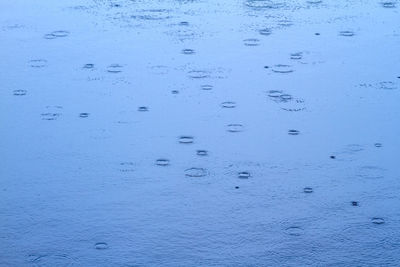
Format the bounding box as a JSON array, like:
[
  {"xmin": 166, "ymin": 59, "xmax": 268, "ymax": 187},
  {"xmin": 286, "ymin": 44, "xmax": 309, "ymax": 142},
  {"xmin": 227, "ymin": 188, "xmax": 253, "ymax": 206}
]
[{"xmin": 1, "ymin": 0, "xmax": 400, "ymax": 266}]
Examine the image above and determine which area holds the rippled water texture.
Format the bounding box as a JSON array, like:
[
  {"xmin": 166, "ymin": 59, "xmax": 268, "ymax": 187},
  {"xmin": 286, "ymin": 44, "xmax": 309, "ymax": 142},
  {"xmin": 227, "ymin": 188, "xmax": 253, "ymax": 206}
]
[{"xmin": 1, "ymin": 0, "xmax": 399, "ymax": 266}]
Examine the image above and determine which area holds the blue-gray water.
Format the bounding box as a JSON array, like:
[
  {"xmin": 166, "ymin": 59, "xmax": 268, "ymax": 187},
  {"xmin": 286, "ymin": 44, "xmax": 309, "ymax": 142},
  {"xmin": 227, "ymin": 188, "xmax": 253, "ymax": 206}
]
[{"xmin": 1, "ymin": 0, "xmax": 400, "ymax": 266}]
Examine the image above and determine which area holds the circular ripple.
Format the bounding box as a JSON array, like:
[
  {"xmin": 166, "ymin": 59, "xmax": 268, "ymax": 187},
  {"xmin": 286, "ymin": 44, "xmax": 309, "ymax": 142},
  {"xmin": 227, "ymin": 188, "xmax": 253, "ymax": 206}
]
[
  {"xmin": 238, "ymin": 171, "xmax": 251, "ymax": 179},
  {"xmin": 374, "ymin": 143, "xmax": 383, "ymax": 148},
  {"xmin": 267, "ymin": 90, "xmax": 283, "ymax": 98},
  {"xmin": 182, "ymin": 48, "xmax": 195, "ymax": 55},
  {"xmin": 201, "ymin": 84, "xmax": 213, "ymax": 90},
  {"xmin": 221, "ymin": 101, "xmax": 236, "ymax": 108},
  {"xmin": 188, "ymin": 70, "xmax": 210, "ymax": 79},
  {"xmin": 29, "ymin": 59, "xmax": 47, "ymax": 68},
  {"xmin": 185, "ymin": 167, "xmax": 208, "ymax": 177},
  {"xmin": 285, "ymin": 226, "xmax": 304, "ymax": 236},
  {"xmin": 179, "ymin": 136, "xmax": 194, "ymax": 144},
  {"xmin": 107, "ymin": 64, "xmax": 123, "ymax": 73},
  {"xmin": 138, "ymin": 106, "xmax": 149, "ymax": 112},
  {"xmin": 243, "ymin": 38, "xmax": 260, "ymax": 46},
  {"xmin": 156, "ymin": 158, "xmax": 170, "ymax": 166},
  {"xmin": 32, "ymin": 254, "xmax": 78, "ymax": 266},
  {"xmin": 83, "ymin": 64, "xmax": 94, "ymax": 69},
  {"xmin": 95, "ymin": 242, "xmax": 109, "ymax": 250},
  {"xmin": 372, "ymin": 217, "xmax": 385, "ymax": 225},
  {"xmin": 196, "ymin": 150, "xmax": 208, "ymax": 156},
  {"xmin": 245, "ymin": 0, "xmax": 286, "ymax": 9},
  {"xmin": 79, "ymin": 113, "xmax": 89, "ymax": 118},
  {"xmin": 379, "ymin": 81, "xmax": 397, "ymax": 90},
  {"xmin": 13, "ymin": 89, "xmax": 27, "ymax": 96},
  {"xmin": 339, "ymin": 30, "xmax": 355, "ymax": 37},
  {"xmin": 381, "ymin": 1, "xmax": 396, "ymax": 8},
  {"xmin": 290, "ymin": 52, "xmax": 303, "ymax": 60},
  {"xmin": 303, "ymin": 187, "xmax": 313, "ymax": 193},
  {"xmin": 259, "ymin": 28, "xmax": 272, "ymax": 36},
  {"xmin": 272, "ymin": 64, "xmax": 294, "ymax": 73},
  {"xmin": 227, "ymin": 124, "xmax": 244, "ymax": 132},
  {"xmin": 288, "ymin": 129, "xmax": 300, "ymax": 135}
]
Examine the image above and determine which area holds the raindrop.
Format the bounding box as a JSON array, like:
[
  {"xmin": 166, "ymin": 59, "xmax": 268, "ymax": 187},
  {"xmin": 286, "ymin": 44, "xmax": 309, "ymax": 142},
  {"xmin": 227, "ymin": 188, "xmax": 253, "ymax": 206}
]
[
  {"xmin": 171, "ymin": 90, "xmax": 179, "ymax": 94},
  {"xmin": 185, "ymin": 167, "xmax": 208, "ymax": 177},
  {"xmin": 227, "ymin": 124, "xmax": 244, "ymax": 133},
  {"xmin": 179, "ymin": 136, "xmax": 194, "ymax": 144},
  {"xmin": 351, "ymin": 201, "xmax": 359, "ymax": 206}
]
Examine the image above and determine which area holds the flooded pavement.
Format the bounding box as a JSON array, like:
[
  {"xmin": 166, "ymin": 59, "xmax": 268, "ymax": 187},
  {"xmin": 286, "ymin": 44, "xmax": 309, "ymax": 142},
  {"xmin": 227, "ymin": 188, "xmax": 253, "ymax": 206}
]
[{"xmin": 1, "ymin": 0, "xmax": 400, "ymax": 266}]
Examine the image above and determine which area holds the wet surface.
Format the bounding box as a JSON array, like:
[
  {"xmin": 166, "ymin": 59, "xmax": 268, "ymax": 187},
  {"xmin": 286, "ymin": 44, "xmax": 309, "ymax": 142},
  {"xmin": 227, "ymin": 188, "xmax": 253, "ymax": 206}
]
[{"xmin": 1, "ymin": 0, "xmax": 400, "ymax": 266}]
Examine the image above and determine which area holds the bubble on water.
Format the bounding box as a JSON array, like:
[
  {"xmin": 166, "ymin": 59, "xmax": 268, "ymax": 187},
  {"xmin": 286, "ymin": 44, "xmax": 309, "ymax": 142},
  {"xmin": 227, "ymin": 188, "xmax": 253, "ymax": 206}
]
[
  {"xmin": 259, "ymin": 28, "xmax": 272, "ymax": 36},
  {"xmin": 290, "ymin": 52, "xmax": 303, "ymax": 60},
  {"xmin": 182, "ymin": 48, "xmax": 195, "ymax": 55},
  {"xmin": 288, "ymin": 129, "xmax": 300, "ymax": 135},
  {"xmin": 381, "ymin": 1, "xmax": 396, "ymax": 8},
  {"xmin": 371, "ymin": 217, "xmax": 385, "ymax": 224},
  {"xmin": 272, "ymin": 64, "xmax": 294, "ymax": 73},
  {"xmin": 201, "ymin": 84, "xmax": 213, "ymax": 91},
  {"xmin": 188, "ymin": 70, "xmax": 210, "ymax": 79},
  {"xmin": 79, "ymin": 113, "xmax": 90, "ymax": 118},
  {"xmin": 179, "ymin": 21, "xmax": 189, "ymax": 26},
  {"xmin": 307, "ymin": 0, "xmax": 323, "ymax": 4},
  {"xmin": 179, "ymin": 136, "xmax": 194, "ymax": 144},
  {"xmin": 303, "ymin": 187, "xmax": 313, "ymax": 193},
  {"xmin": 221, "ymin": 101, "xmax": 236, "ymax": 108},
  {"xmin": 379, "ymin": 81, "xmax": 397, "ymax": 90},
  {"xmin": 13, "ymin": 89, "xmax": 27, "ymax": 96},
  {"xmin": 238, "ymin": 171, "xmax": 251, "ymax": 179},
  {"xmin": 351, "ymin": 201, "xmax": 359, "ymax": 206},
  {"xmin": 83, "ymin": 64, "xmax": 95, "ymax": 69},
  {"xmin": 339, "ymin": 30, "xmax": 355, "ymax": 37},
  {"xmin": 243, "ymin": 38, "xmax": 260, "ymax": 46},
  {"xmin": 280, "ymin": 94, "xmax": 293, "ymax": 102},
  {"xmin": 185, "ymin": 167, "xmax": 208, "ymax": 177},
  {"xmin": 138, "ymin": 106, "xmax": 149, "ymax": 112},
  {"xmin": 285, "ymin": 226, "xmax": 304, "ymax": 236},
  {"xmin": 29, "ymin": 59, "xmax": 47, "ymax": 68},
  {"xmin": 107, "ymin": 64, "xmax": 123, "ymax": 73},
  {"xmin": 196, "ymin": 150, "xmax": 208, "ymax": 156},
  {"xmin": 156, "ymin": 159, "xmax": 170, "ymax": 166},
  {"xmin": 171, "ymin": 90, "xmax": 179, "ymax": 94},
  {"xmin": 31, "ymin": 254, "xmax": 78, "ymax": 266},
  {"xmin": 95, "ymin": 242, "xmax": 109, "ymax": 250},
  {"xmin": 227, "ymin": 124, "xmax": 244, "ymax": 132}
]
